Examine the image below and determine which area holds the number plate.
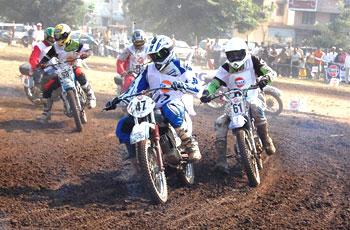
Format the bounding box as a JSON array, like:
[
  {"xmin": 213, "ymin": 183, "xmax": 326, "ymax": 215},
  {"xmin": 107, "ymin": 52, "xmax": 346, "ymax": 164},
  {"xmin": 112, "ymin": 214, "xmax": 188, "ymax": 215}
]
[
  {"xmin": 127, "ymin": 95, "xmax": 155, "ymax": 118},
  {"xmin": 230, "ymin": 96, "xmax": 244, "ymax": 115}
]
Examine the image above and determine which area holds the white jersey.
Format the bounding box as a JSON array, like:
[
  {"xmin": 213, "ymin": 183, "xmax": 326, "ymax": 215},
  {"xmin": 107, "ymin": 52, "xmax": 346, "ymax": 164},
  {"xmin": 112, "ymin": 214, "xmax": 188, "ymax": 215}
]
[
  {"xmin": 216, "ymin": 55, "xmax": 259, "ymax": 102},
  {"xmin": 118, "ymin": 44, "xmax": 148, "ymax": 74},
  {"xmin": 123, "ymin": 59, "xmax": 200, "ymax": 108},
  {"xmin": 35, "ymin": 41, "xmax": 51, "ymax": 61}
]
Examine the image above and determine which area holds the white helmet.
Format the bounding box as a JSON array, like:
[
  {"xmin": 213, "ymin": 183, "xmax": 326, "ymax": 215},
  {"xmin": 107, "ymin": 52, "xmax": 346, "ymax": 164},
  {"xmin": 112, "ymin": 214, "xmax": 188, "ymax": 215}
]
[
  {"xmin": 146, "ymin": 35, "xmax": 175, "ymax": 71},
  {"xmin": 224, "ymin": 37, "xmax": 249, "ymax": 69}
]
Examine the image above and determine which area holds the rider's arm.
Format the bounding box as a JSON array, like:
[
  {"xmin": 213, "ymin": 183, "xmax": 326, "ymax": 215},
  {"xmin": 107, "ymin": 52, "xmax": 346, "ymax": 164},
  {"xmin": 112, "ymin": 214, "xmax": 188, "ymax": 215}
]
[
  {"xmin": 116, "ymin": 48, "xmax": 130, "ymax": 75},
  {"xmin": 29, "ymin": 46, "xmax": 41, "ymax": 70},
  {"xmin": 39, "ymin": 46, "xmax": 57, "ymax": 64},
  {"xmin": 206, "ymin": 78, "xmax": 224, "ymax": 95},
  {"xmin": 251, "ymin": 55, "xmax": 277, "ymax": 82}
]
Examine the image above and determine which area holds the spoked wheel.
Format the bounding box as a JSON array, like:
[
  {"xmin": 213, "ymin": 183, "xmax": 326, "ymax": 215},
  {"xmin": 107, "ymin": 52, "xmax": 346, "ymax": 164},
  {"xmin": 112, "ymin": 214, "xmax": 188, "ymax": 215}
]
[
  {"xmin": 264, "ymin": 91, "xmax": 283, "ymax": 116},
  {"xmin": 138, "ymin": 140, "xmax": 168, "ymax": 204},
  {"xmin": 236, "ymin": 128, "xmax": 261, "ymax": 187},
  {"xmin": 24, "ymin": 86, "xmax": 43, "ymax": 105},
  {"xmin": 177, "ymin": 162, "xmax": 195, "ymax": 186},
  {"xmin": 66, "ymin": 89, "xmax": 83, "ymax": 132}
]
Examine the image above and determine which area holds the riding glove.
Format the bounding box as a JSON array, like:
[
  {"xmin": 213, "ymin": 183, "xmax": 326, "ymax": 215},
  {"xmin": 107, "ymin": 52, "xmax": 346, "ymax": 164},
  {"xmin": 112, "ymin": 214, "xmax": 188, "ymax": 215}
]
[
  {"xmin": 171, "ymin": 81, "xmax": 187, "ymax": 91},
  {"xmin": 200, "ymin": 90, "xmax": 212, "ymax": 103}
]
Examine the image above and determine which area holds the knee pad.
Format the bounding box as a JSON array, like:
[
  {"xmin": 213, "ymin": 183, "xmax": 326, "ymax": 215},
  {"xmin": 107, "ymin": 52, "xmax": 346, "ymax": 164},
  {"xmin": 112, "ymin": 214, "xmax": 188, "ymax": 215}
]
[{"xmin": 161, "ymin": 101, "xmax": 185, "ymax": 128}]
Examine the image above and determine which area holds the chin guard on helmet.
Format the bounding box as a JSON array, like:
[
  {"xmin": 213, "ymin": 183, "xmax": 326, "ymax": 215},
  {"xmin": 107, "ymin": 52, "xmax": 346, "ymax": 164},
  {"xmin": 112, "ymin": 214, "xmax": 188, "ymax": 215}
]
[
  {"xmin": 224, "ymin": 37, "xmax": 249, "ymax": 69},
  {"xmin": 147, "ymin": 35, "xmax": 175, "ymax": 71}
]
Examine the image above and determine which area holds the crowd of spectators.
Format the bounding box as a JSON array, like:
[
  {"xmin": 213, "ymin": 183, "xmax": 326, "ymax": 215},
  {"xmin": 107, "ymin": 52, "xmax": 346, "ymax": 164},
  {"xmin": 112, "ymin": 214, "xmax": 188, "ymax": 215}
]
[{"xmin": 254, "ymin": 43, "xmax": 350, "ymax": 84}]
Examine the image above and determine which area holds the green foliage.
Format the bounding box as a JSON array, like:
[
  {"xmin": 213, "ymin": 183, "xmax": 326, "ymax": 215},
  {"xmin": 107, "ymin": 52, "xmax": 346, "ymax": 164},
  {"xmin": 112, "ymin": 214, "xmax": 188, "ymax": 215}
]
[
  {"xmin": 0, "ymin": 0, "xmax": 85, "ymax": 28},
  {"xmin": 124, "ymin": 0, "xmax": 267, "ymax": 43},
  {"xmin": 308, "ymin": 5, "xmax": 350, "ymax": 49}
]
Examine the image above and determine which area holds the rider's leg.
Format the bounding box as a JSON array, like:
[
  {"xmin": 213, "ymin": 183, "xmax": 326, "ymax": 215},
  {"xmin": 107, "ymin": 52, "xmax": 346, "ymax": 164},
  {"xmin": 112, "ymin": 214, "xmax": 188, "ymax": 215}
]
[
  {"xmin": 251, "ymin": 103, "xmax": 276, "ymax": 155},
  {"xmin": 114, "ymin": 115, "xmax": 140, "ymax": 182},
  {"xmin": 214, "ymin": 114, "xmax": 230, "ymax": 174},
  {"xmin": 37, "ymin": 78, "xmax": 60, "ymax": 123},
  {"xmin": 74, "ymin": 67, "xmax": 96, "ymax": 109},
  {"xmin": 161, "ymin": 100, "xmax": 201, "ymax": 161}
]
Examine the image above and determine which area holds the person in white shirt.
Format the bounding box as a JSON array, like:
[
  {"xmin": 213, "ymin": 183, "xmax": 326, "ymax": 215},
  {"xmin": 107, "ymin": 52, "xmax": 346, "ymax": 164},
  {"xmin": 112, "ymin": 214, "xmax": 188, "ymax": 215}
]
[
  {"xmin": 344, "ymin": 48, "xmax": 350, "ymax": 84},
  {"xmin": 32, "ymin": 23, "xmax": 45, "ymax": 46}
]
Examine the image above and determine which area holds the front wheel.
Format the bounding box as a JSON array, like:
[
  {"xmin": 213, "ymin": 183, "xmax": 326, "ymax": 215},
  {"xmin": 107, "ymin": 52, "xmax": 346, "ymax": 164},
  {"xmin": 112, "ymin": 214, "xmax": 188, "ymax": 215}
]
[
  {"xmin": 264, "ymin": 91, "xmax": 283, "ymax": 116},
  {"xmin": 66, "ymin": 89, "xmax": 83, "ymax": 132},
  {"xmin": 236, "ymin": 128, "xmax": 261, "ymax": 187},
  {"xmin": 138, "ymin": 140, "xmax": 168, "ymax": 204}
]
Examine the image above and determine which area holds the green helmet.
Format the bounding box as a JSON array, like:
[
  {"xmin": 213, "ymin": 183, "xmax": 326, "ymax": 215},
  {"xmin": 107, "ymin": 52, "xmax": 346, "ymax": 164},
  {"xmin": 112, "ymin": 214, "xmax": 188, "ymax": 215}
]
[{"xmin": 44, "ymin": 27, "xmax": 55, "ymax": 45}]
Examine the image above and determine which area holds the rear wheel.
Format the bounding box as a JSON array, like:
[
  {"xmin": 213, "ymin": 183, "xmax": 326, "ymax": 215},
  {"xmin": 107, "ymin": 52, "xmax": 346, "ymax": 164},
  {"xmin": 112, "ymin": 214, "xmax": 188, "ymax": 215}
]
[
  {"xmin": 236, "ymin": 128, "xmax": 260, "ymax": 187},
  {"xmin": 66, "ymin": 89, "xmax": 83, "ymax": 132},
  {"xmin": 138, "ymin": 140, "xmax": 168, "ymax": 204},
  {"xmin": 24, "ymin": 86, "xmax": 42, "ymax": 105},
  {"xmin": 264, "ymin": 91, "xmax": 283, "ymax": 116}
]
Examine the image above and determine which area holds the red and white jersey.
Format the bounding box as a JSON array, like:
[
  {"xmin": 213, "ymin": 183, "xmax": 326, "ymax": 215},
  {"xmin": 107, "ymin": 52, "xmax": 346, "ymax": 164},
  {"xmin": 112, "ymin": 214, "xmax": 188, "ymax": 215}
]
[
  {"xmin": 118, "ymin": 44, "xmax": 149, "ymax": 74},
  {"xmin": 29, "ymin": 41, "xmax": 51, "ymax": 70}
]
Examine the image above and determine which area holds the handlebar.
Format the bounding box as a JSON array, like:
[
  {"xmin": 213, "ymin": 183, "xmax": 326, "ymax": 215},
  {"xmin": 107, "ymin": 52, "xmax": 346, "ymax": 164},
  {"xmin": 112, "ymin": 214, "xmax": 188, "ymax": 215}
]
[
  {"xmin": 210, "ymin": 85, "xmax": 259, "ymax": 101},
  {"xmin": 102, "ymin": 87, "xmax": 174, "ymax": 111}
]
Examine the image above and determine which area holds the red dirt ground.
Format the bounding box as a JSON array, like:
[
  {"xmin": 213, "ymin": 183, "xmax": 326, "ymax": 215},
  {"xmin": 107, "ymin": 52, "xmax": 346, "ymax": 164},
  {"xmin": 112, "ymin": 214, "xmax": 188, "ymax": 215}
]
[{"xmin": 0, "ymin": 82, "xmax": 349, "ymax": 229}]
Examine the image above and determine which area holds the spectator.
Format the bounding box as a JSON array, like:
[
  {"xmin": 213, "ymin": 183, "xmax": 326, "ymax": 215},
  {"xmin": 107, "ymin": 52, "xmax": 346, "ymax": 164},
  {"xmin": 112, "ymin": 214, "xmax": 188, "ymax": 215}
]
[
  {"xmin": 8, "ymin": 21, "xmax": 16, "ymax": 45},
  {"xmin": 334, "ymin": 48, "xmax": 346, "ymax": 64},
  {"xmin": 291, "ymin": 47, "xmax": 302, "ymax": 78},
  {"xmin": 205, "ymin": 38, "xmax": 214, "ymax": 69},
  {"xmin": 268, "ymin": 46, "xmax": 278, "ymax": 66},
  {"xmin": 314, "ymin": 47, "xmax": 325, "ymax": 79},
  {"xmin": 32, "ymin": 23, "xmax": 44, "ymax": 46},
  {"xmin": 344, "ymin": 48, "xmax": 350, "ymax": 84},
  {"xmin": 305, "ymin": 50, "xmax": 315, "ymax": 79},
  {"xmin": 211, "ymin": 38, "xmax": 222, "ymax": 69},
  {"xmin": 276, "ymin": 47, "xmax": 290, "ymax": 77}
]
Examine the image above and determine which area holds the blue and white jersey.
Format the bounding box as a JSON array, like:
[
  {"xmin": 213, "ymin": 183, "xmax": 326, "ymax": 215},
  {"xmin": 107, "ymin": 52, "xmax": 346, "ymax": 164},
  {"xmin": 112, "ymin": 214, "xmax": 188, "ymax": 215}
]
[{"xmin": 123, "ymin": 59, "xmax": 201, "ymax": 108}]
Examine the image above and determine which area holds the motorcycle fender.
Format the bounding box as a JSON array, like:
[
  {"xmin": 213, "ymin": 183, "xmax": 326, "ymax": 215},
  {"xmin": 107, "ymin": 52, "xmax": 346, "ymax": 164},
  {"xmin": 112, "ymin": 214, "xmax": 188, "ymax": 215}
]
[
  {"xmin": 130, "ymin": 122, "xmax": 154, "ymax": 144},
  {"xmin": 229, "ymin": 115, "xmax": 247, "ymax": 129},
  {"xmin": 21, "ymin": 75, "xmax": 34, "ymax": 88}
]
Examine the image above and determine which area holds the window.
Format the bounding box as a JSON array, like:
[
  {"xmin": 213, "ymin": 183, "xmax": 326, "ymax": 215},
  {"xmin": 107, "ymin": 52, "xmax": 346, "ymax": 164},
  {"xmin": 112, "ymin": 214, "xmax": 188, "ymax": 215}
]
[
  {"xmin": 302, "ymin": 12, "xmax": 316, "ymax": 25},
  {"xmin": 276, "ymin": 3, "xmax": 285, "ymax": 16}
]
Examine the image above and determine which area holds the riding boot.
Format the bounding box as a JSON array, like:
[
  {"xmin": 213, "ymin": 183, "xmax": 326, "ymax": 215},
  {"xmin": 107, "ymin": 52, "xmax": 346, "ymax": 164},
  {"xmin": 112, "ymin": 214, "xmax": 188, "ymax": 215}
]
[
  {"xmin": 257, "ymin": 123, "xmax": 276, "ymax": 155},
  {"xmin": 81, "ymin": 82, "xmax": 96, "ymax": 109},
  {"xmin": 36, "ymin": 97, "xmax": 53, "ymax": 123},
  {"xmin": 214, "ymin": 138, "xmax": 229, "ymax": 174},
  {"xmin": 175, "ymin": 124, "xmax": 201, "ymax": 161}
]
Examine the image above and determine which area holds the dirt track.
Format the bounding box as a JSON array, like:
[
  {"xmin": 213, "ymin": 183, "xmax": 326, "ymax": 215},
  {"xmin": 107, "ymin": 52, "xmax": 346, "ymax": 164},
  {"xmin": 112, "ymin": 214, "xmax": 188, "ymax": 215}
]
[{"xmin": 0, "ymin": 80, "xmax": 350, "ymax": 229}]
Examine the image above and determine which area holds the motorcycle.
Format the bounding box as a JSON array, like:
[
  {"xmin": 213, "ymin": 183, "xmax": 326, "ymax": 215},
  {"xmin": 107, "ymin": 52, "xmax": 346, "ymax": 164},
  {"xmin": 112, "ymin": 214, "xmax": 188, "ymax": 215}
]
[
  {"xmin": 103, "ymin": 87, "xmax": 195, "ymax": 204},
  {"xmin": 209, "ymin": 85, "xmax": 264, "ymax": 187},
  {"xmin": 46, "ymin": 58, "xmax": 88, "ymax": 132},
  {"xmin": 18, "ymin": 63, "xmax": 43, "ymax": 105},
  {"xmin": 18, "ymin": 63, "xmax": 61, "ymax": 105},
  {"xmin": 205, "ymin": 84, "xmax": 283, "ymax": 116}
]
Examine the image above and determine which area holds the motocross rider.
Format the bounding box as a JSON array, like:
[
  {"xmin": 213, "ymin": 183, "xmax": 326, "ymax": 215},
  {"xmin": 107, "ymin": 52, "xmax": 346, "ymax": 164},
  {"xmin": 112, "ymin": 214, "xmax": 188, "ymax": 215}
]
[
  {"xmin": 115, "ymin": 29, "xmax": 149, "ymax": 93},
  {"xmin": 200, "ymin": 37, "xmax": 277, "ymax": 174},
  {"xmin": 29, "ymin": 27, "xmax": 55, "ymax": 85},
  {"xmin": 105, "ymin": 35, "xmax": 202, "ymax": 182},
  {"xmin": 37, "ymin": 23, "xmax": 96, "ymax": 123}
]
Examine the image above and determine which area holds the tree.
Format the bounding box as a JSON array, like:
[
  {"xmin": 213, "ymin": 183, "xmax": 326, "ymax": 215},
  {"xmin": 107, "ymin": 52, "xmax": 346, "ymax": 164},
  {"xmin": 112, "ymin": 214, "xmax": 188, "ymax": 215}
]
[
  {"xmin": 0, "ymin": 0, "xmax": 86, "ymax": 28},
  {"xmin": 308, "ymin": 4, "xmax": 350, "ymax": 49},
  {"xmin": 124, "ymin": 0, "xmax": 267, "ymax": 43}
]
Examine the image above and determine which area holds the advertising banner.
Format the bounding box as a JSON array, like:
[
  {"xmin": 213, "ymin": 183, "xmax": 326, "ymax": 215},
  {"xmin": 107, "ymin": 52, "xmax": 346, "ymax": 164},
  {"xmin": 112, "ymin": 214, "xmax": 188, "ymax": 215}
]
[{"xmin": 288, "ymin": 0, "xmax": 318, "ymax": 11}]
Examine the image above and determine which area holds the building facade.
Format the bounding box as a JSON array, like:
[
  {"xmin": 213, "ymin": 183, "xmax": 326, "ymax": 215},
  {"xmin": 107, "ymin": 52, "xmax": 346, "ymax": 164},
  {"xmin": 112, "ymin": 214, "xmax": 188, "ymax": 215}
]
[{"xmin": 238, "ymin": 0, "xmax": 344, "ymax": 45}]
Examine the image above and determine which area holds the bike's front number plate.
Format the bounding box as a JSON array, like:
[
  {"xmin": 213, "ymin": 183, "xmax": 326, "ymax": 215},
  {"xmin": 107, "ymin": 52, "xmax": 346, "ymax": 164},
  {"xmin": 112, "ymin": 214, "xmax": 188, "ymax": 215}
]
[
  {"xmin": 127, "ymin": 95, "xmax": 155, "ymax": 118},
  {"xmin": 229, "ymin": 96, "xmax": 244, "ymax": 116}
]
